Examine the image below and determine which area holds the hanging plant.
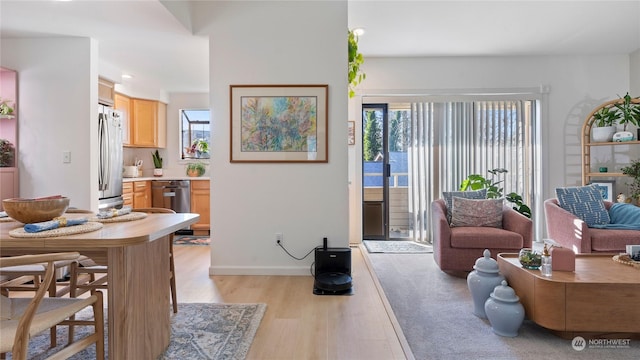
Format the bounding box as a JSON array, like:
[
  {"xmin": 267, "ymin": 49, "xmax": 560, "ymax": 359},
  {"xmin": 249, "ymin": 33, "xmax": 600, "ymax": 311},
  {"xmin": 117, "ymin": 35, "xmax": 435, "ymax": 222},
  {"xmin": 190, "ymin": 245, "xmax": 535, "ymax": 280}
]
[{"xmin": 348, "ymin": 29, "xmax": 365, "ymax": 98}]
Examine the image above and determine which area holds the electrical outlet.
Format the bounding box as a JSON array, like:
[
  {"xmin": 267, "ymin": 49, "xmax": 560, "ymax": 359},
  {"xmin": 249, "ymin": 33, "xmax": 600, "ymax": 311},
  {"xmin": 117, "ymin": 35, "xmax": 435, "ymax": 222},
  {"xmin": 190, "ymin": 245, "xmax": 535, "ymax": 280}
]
[{"xmin": 275, "ymin": 232, "xmax": 283, "ymax": 246}]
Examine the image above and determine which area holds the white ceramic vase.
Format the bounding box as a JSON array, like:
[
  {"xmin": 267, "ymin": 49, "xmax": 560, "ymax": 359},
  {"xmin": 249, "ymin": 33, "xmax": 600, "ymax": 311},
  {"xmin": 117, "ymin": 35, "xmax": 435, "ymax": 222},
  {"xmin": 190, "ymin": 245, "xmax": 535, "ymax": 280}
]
[
  {"xmin": 467, "ymin": 249, "xmax": 505, "ymax": 319},
  {"xmin": 591, "ymin": 126, "xmax": 616, "ymax": 142},
  {"xmin": 484, "ymin": 280, "xmax": 525, "ymax": 337},
  {"xmin": 153, "ymin": 168, "xmax": 163, "ymax": 177}
]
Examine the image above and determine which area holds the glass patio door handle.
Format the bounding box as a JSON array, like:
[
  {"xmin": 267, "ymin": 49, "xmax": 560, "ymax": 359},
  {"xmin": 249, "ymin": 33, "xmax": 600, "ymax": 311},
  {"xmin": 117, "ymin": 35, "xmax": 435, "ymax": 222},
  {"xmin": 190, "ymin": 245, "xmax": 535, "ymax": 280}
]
[{"xmin": 386, "ymin": 164, "xmax": 391, "ymax": 177}]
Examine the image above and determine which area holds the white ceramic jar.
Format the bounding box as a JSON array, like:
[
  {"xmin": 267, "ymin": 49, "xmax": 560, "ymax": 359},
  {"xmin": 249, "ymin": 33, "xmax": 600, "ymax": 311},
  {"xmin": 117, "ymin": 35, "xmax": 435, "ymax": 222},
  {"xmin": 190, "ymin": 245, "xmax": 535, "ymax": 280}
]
[
  {"xmin": 467, "ymin": 249, "xmax": 505, "ymax": 319},
  {"xmin": 484, "ymin": 280, "xmax": 525, "ymax": 337}
]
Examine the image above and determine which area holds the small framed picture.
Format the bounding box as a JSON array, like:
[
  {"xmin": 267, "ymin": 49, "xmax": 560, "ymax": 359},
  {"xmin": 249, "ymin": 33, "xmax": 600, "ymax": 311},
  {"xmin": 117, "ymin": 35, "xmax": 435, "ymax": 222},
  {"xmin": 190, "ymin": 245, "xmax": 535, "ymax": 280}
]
[
  {"xmin": 589, "ymin": 180, "xmax": 615, "ymax": 202},
  {"xmin": 348, "ymin": 121, "xmax": 355, "ymax": 145}
]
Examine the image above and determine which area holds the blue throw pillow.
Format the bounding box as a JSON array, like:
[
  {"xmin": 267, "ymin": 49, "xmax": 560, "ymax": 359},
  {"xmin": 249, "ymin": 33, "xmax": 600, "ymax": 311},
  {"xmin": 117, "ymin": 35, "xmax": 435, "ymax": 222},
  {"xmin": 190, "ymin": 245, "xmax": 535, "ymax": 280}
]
[
  {"xmin": 442, "ymin": 189, "xmax": 487, "ymax": 224},
  {"xmin": 555, "ymin": 185, "xmax": 610, "ymax": 226}
]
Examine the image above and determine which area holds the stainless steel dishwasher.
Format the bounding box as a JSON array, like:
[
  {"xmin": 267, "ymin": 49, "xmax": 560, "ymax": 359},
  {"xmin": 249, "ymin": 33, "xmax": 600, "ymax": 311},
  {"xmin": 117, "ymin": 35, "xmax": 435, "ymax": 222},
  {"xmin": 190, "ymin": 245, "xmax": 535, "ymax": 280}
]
[{"xmin": 151, "ymin": 180, "xmax": 191, "ymax": 213}]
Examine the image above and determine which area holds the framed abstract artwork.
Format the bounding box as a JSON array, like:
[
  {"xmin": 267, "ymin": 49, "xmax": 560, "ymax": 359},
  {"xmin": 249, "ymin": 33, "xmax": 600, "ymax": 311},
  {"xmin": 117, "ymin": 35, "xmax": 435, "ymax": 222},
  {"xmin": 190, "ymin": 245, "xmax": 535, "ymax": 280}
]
[
  {"xmin": 589, "ymin": 180, "xmax": 615, "ymax": 202},
  {"xmin": 230, "ymin": 84, "xmax": 328, "ymax": 163}
]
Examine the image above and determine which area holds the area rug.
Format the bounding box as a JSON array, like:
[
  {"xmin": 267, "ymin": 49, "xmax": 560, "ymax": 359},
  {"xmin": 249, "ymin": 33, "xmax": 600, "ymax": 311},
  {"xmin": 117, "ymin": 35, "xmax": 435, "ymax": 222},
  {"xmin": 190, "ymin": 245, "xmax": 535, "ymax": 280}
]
[
  {"xmin": 364, "ymin": 250, "xmax": 640, "ymax": 360},
  {"xmin": 363, "ymin": 240, "xmax": 433, "ymax": 254},
  {"xmin": 174, "ymin": 235, "xmax": 211, "ymax": 246},
  {"xmin": 8, "ymin": 303, "xmax": 266, "ymax": 360}
]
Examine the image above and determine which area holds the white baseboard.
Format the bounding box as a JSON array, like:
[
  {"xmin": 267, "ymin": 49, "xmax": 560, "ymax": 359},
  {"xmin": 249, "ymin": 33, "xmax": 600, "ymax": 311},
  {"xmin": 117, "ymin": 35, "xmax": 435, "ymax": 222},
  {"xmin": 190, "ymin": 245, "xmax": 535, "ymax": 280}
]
[{"xmin": 209, "ymin": 265, "xmax": 312, "ymax": 276}]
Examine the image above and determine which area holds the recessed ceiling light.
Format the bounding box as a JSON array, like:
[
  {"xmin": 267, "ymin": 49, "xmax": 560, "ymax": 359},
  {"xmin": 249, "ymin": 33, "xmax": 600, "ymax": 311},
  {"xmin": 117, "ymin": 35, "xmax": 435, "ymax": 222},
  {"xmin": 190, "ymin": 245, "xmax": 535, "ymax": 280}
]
[
  {"xmin": 122, "ymin": 74, "xmax": 133, "ymax": 80},
  {"xmin": 353, "ymin": 28, "xmax": 365, "ymax": 36}
]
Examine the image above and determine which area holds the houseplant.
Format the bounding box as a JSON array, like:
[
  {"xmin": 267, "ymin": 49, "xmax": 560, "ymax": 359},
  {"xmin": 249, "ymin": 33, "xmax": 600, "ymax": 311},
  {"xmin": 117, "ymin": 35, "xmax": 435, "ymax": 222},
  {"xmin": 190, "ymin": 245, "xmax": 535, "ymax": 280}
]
[
  {"xmin": 188, "ymin": 138, "xmax": 209, "ymax": 158},
  {"xmin": 0, "ymin": 139, "xmax": 15, "ymax": 167},
  {"xmin": 348, "ymin": 29, "xmax": 365, "ymax": 98},
  {"xmin": 151, "ymin": 149, "xmax": 163, "ymax": 176},
  {"xmin": 186, "ymin": 162, "xmax": 206, "ymax": 177},
  {"xmin": 591, "ymin": 106, "xmax": 619, "ymax": 142},
  {"xmin": 459, "ymin": 168, "xmax": 532, "ymax": 218},
  {"xmin": 0, "ymin": 98, "xmax": 14, "ymax": 117},
  {"xmin": 614, "ymin": 92, "xmax": 640, "ymax": 131},
  {"xmin": 621, "ymin": 159, "xmax": 640, "ymax": 202}
]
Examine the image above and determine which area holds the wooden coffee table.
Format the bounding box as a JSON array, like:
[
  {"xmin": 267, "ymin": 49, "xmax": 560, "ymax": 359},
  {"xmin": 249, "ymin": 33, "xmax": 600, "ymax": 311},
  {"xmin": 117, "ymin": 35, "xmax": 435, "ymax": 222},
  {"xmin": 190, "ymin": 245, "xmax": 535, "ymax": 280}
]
[{"xmin": 497, "ymin": 253, "xmax": 640, "ymax": 339}]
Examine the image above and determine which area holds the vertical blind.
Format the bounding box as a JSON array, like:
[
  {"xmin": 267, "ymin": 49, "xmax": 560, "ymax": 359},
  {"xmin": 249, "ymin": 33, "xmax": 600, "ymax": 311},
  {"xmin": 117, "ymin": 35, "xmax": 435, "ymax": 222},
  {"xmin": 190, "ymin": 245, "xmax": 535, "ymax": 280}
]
[{"xmin": 408, "ymin": 100, "xmax": 535, "ymax": 242}]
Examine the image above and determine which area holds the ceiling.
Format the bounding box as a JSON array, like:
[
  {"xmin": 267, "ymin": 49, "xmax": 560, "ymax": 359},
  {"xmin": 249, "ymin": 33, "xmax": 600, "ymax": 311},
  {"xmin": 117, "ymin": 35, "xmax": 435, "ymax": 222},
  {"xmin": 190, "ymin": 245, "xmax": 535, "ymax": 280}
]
[{"xmin": 1, "ymin": 1, "xmax": 639, "ymax": 94}]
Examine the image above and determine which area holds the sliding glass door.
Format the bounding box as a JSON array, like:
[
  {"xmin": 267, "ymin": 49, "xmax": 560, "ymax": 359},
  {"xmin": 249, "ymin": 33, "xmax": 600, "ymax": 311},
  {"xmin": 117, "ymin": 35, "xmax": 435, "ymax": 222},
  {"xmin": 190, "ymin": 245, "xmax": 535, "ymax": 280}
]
[
  {"xmin": 362, "ymin": 104, "xmax": 412, "ymax": 240},
  {"xmin": 362, "ymin": 95, "xmax": 541, "ymax": 243}
]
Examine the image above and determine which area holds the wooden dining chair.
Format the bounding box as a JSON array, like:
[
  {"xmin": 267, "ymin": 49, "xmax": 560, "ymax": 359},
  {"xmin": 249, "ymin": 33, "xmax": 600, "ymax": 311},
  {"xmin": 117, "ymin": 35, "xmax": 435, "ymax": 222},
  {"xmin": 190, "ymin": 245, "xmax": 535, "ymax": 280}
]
[
  {"xmin": 68, "ymin": 207, "xmax": 179, "ymax": 313},
  {"xmin": 0, "ymin": 252, "xmax": 104, "ymax": 360}
]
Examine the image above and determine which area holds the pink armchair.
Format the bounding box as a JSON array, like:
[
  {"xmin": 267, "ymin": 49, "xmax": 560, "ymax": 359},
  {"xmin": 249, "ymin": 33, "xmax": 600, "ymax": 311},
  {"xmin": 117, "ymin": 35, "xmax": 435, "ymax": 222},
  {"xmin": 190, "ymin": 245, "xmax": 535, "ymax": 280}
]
[
  {"xmin": 431, "ymin": 198, "xmax": 533, "ymax": 273},
  {"xmin": 544, "ymin": 198, "xmax": 640, "ymax": 253}
]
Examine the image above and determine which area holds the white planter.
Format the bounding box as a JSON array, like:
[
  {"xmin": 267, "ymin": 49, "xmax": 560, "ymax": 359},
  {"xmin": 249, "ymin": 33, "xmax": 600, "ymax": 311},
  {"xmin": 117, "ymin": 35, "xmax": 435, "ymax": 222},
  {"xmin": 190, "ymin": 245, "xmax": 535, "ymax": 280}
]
[
  {"xmin": 153, "ymin": 168, "xmax": 163, "ymax": 177},
  {"xmin": 591, "ymin": 126, "xmax": 616, "ymax": 142}
]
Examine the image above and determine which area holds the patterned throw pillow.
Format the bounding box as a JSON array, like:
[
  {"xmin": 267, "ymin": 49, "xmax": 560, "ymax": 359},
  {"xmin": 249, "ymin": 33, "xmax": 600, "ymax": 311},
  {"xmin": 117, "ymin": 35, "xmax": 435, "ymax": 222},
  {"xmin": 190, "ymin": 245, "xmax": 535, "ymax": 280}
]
[
  {"xmin": 442, "ymin": 189, "xmax": 488, "ymax": 224},
  {"xmin": 450, "ymin": 197, "xmax": 504, "ymax": 228},
  {"xmin": 555, "ymin": 184, "xmax": 610, "ymax": 226}
]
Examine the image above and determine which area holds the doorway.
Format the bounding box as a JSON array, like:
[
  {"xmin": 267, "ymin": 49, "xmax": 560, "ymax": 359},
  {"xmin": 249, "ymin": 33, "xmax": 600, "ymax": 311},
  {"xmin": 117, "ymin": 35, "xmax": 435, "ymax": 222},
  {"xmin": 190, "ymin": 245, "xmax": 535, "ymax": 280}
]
[{"xmin": 362, "ymin": 104, "xmax": 411, "ymax": 241}]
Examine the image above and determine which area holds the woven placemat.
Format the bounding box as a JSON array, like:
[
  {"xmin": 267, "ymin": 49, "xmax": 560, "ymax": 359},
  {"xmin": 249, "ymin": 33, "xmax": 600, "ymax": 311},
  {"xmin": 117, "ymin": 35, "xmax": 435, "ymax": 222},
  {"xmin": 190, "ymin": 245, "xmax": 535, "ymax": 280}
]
[
  {"xmin": 9, "ymin": 222, "xmax": 104, "ymax": 238},
  {"xmin": 89, "ymin": 212, "xmax": 148, "ymax": 223}
]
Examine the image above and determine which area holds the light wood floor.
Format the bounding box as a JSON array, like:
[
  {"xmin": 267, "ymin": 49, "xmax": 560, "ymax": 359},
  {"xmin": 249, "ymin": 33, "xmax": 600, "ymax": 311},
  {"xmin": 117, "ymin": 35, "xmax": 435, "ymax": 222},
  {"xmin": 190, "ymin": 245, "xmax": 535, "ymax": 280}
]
[{"xmin": 173, "ymin": 245, "xmax": 411, "ymax": 360}]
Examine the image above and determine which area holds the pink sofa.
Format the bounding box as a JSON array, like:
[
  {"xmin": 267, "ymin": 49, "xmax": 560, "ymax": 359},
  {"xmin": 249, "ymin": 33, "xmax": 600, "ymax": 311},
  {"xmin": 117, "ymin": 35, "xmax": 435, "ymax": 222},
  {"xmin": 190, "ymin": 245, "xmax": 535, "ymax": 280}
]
[
  {"xmin": 431, "ymin": 198, "xmax": 533, "ymax": 272},
  {"xmin": 544, "ymin": 198, "xmax": 640, "ymax": 253}
]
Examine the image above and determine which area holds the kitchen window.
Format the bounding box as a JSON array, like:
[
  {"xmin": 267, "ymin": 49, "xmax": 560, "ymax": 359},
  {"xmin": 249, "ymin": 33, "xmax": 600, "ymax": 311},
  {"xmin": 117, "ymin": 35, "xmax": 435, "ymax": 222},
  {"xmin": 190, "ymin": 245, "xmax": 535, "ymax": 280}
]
[{"xmin": 180, "ymin": 109, "xmax": 211, "ymax": 159}]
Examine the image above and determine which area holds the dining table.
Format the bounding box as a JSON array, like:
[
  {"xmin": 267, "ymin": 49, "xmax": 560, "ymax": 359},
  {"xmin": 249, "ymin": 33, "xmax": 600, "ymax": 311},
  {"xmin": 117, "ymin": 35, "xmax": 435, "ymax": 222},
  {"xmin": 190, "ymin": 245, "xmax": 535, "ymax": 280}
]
[{"xmin": 0, "ymin": 211, "xmax": 200, "ymax": 359}]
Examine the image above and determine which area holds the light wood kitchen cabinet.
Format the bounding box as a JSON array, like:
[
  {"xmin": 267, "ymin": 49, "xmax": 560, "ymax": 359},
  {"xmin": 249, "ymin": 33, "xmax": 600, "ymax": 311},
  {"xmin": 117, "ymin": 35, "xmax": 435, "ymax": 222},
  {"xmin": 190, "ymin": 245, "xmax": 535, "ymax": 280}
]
[
  {"xmin": 190, "ymin": 180, "xmax": 210, "ymax": 234},
  {"xmin": 98, "ymin": 77, "xmax": 115, "ymax": 106},
  {"xmin": 122, "ymin": 181, "xmax": 134, "ymax": 207},
  {"xmin": 114, "ymin": 93, "xmax": 131, "ymax": 146},
  {"xmin": 131, "ymin": 98, "xmax": 166, "ymax": 148},
  {"xmin": 133, "ymin": 180, "xmax": 151, "ymax": 208}
]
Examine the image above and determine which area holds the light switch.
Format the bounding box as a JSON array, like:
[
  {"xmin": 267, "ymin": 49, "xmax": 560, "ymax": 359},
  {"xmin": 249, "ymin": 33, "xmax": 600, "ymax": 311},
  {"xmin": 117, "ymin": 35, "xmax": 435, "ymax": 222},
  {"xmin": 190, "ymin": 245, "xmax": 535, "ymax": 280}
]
[{"xmin": 63, "ymin": 151, "xmax": 71, "ymax": 163}]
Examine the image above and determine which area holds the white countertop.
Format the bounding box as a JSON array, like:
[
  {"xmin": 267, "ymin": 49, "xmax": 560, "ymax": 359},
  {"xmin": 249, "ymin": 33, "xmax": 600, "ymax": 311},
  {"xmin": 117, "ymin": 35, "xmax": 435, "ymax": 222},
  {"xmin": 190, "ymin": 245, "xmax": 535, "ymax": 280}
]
[{"xmin": 123, "ymin": 176, "xmax": 210, "ymax": 182}]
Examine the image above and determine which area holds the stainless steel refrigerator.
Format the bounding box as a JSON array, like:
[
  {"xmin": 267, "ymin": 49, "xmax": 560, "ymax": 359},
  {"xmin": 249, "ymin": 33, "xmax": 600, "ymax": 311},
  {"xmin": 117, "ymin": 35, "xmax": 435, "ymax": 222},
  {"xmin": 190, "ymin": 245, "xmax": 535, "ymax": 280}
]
[{"xmin": 98, "ymin": 104, "xmax": 124, "ymax": 210}]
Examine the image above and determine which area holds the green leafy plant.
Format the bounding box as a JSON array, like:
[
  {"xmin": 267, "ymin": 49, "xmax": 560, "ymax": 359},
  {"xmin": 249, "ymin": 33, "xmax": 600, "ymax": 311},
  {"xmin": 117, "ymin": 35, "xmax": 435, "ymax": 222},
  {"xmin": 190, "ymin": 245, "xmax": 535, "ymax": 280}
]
[
  {"xmin": 592, "ymin": 106, "xmax": 619, "ymax": 127},
  {"xmin": 189, "ymin": 138, "xmax": 209, "ymax": 155},
  {"xmin": 0, "ymin": 139, "xmax": 15, "ymax": 167},
  {"xmin": 151, "ymin": 149, "xmax": 163, "ymax": 169},
  {"xmin": 614, "ymin": 92, "xmax": 640, "ymax": 131},
  {"xmin": 186, "ymin": 162, "xmax": 206, "ymax": 177},
  {"xmin": 0, "ymin": 98, "xmax": 14, "ymax": 116},
  {"xmin": 459, "ymin": 168, "xmax": 532, "ymax": 218},
  {"xmin": 621, "ymin": 159, "xmax": 640, "ymax": 199},
  {"xmin": 348, "ymin": 29, "xmax": 365, "ymax": 98}
]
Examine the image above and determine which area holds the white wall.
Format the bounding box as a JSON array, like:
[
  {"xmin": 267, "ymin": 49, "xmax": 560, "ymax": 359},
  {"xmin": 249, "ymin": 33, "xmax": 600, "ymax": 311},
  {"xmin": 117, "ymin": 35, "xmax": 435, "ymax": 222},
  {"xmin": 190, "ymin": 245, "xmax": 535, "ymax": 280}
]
[
  {"xmin": 1, "ymin": 38, "xmax": 98, "ymax": 210},
  {"xmin": 631, "ymin": 50, "xmax": 640, "ymax": 96},
  {"xmin": 352, "ymin": 55, "xmax": 634, "ymax": 239},
  {"xmin": 194, "ymin": 1, "xmax": 349, "ymax": 275}
]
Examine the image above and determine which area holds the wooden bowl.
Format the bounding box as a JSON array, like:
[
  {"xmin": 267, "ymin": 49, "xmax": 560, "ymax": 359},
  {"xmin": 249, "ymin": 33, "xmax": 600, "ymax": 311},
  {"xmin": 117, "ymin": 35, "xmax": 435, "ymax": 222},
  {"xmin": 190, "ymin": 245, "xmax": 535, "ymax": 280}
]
[{"xmin": 2, "ymin": 197, "xmax": 70, "ymax": 224}]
